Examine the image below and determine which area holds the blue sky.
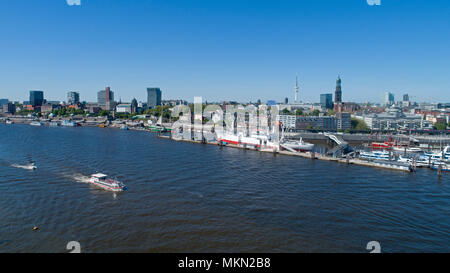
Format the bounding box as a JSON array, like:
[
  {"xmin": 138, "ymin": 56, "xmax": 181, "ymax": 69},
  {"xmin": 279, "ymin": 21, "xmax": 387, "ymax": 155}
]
[{"xmin": 0, "ymin": 0, "xmax": 449, "ymax": 103}]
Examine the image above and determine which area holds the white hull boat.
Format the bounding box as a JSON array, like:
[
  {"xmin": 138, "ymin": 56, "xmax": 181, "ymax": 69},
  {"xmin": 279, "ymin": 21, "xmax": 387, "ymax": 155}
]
[{"xmin": 89, "ymin": 173, "xmax": 127, "ymax": 192}]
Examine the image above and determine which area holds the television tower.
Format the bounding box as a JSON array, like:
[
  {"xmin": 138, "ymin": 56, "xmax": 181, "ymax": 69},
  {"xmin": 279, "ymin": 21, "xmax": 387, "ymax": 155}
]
[{"xmin": 294, "ymin": 75, "xmax": 299, "ymax": 103}]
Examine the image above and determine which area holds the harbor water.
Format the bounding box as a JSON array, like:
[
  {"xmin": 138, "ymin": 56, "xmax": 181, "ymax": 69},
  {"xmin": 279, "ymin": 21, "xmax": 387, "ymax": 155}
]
[{"xmin": 0, "ymin": 124, "xmax": 448, "ymax": 252}]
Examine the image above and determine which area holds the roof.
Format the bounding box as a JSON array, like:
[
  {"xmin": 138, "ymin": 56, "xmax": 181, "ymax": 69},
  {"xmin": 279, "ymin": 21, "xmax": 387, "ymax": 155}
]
[{"xmin": 92, "ymin": 173, "xmax": 108, "ymax": 178}]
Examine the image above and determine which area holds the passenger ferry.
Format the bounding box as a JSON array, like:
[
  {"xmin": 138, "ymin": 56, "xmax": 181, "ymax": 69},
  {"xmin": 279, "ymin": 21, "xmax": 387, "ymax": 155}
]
[
  {"xmin": 398, "ymin": 155, "xmax": 432, "ymax": 167},
  {"xmin": 359, "ymin": 150, "xmax": 391, "ymax": 161},
  {"xmin": 61, "ymin": 120, "xmax": 77, "ymax": 127},
  {"xmin": 424, "ymin": 146, "xmax": 450, "ymax": 163},
  {"xmin": 89, "ymin": 173, "xmax": 127, "ymax": 192}
]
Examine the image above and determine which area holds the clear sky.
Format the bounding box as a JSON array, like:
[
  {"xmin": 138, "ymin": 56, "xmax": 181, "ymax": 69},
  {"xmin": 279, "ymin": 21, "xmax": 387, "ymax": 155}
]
[{"xmin": 0, "ymin": 0, "xmax": 449, "ymax": 104}]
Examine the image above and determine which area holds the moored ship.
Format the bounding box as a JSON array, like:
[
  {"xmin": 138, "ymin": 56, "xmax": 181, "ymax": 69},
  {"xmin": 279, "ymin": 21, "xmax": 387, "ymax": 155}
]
[
  {"xmin": 359, "ymin": 150, "xmax": 391, "ymax": 161},
  {"xmin": 61, "ymin": 120, "xmax": 77, "ymax": 127},
  {"xmin": 30, "ymin": 121, "xmax": 42, "ymax": 126},
  {"xmin": 217, "ymin": 131, "xmax": 279, "ymax": 150}
]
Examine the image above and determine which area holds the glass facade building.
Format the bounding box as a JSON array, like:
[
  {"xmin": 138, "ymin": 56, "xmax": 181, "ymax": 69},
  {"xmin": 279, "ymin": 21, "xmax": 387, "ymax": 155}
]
[
  {"xmin": 320, "ymin": 94, "xmax": 333, "ymax": 109},
  {"xmin": 147, "ymin": 88, "xmax": 162, "ymax": 108},
  {"xmin": 29, "ymin": 91, "xmax": 44, "ymax": 107}
]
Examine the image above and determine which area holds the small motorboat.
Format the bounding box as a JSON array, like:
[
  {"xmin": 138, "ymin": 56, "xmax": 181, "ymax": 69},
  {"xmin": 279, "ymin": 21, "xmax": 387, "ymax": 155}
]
[
  {"xmin": 11, "ymin": 162, "xmax": 37, "ymax": 170},
  {"xmin": 89, "ymin": 173, "xmax": 127, "ymax": 192},
  {"xmin": 30, "ymin": 121, "xmax": 42, "ymax": 126}
]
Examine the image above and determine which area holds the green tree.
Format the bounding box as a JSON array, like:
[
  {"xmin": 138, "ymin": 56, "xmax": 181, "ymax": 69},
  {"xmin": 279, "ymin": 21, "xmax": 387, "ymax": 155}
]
[
  {"xmin": 434, "ymin": 122, "xmax": 447, "ymax": 131},
  {"xmin": 310, "ymin": 110, "xmax": 320, "ymax": 116},
  {"xmin": 281, "ymin": 108, "xmax": 292, "ymax": 115},
  {"xmin": 99, "ymin": 110, "xmax": 110, "ymax": 117},
  {"xmin": 351, "ymin": 118, "xmax": 369, "ymax": 131},
  {"xmin": 326, "ymin": 109, "xmax": 336, "ymax": 116},
  {"xmin": 295, "ymin": 108, "xmax": 304, "ymax": 116}
]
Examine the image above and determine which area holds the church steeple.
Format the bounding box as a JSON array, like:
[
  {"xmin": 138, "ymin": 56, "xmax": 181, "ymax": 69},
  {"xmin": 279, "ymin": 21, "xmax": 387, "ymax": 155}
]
[{"xmin": 335, "ymin": 75, "xmax": 342, "ymax": 103}]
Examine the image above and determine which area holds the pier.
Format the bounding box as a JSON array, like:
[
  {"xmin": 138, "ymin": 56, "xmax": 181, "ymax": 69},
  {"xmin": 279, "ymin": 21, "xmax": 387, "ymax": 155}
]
[{"xmin": 159, "ymin": 134, "xmax": 417, "ymax": 173}]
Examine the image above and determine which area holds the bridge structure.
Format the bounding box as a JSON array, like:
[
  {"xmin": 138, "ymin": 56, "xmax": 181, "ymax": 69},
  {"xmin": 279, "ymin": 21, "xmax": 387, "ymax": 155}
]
[{"xmin": 324, "ymin": 133, "xmax": 353, "ymax": 157}]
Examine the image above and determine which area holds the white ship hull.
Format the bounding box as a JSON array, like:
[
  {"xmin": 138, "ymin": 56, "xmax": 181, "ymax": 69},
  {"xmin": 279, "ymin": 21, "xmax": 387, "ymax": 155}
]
[
  {"xmin": 281, "ymin": 141, "xmax": 314, "ymax": 151},
  {"xmin": 217, "ymin": 132, "xmax": 278, "ymax": 150}
]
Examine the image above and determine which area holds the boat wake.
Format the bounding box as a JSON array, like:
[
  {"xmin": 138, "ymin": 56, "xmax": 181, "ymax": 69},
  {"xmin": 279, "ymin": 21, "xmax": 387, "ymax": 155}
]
[{"xmin": 65, "ymin": 173, "xmax": 92, "ymax": 184}]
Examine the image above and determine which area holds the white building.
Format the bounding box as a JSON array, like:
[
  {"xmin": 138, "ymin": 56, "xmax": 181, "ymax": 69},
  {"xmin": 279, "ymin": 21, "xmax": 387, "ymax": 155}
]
[
  {"xmin": 116, "ymin": 103, "xmax": 132, "ymax": 113},
  {"xmin": 279, "ymin": 115, "xmax": 296, "ymax": 128}
]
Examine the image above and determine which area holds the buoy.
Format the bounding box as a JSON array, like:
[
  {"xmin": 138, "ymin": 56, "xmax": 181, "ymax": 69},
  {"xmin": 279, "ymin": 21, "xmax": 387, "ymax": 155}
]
[{"xmin": 33, "ymin": 226, "xmax": 39, "ymax": 231}]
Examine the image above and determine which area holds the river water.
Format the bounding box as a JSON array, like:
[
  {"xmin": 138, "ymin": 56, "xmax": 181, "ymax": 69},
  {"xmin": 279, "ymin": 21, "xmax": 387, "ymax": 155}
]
[{"xmin": 0, "ymin": 124, "xmax": 448, "ymax": 253}]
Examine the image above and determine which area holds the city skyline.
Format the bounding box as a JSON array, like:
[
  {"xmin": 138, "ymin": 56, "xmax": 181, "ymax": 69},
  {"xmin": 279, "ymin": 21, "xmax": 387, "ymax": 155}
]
[
  {"xmin": 0, "ymin": 81, "xmax": 446, "ymax": 106},
  {"xmin": 1, "ymin": 0, "xmax": 449, "ymax": 103}
]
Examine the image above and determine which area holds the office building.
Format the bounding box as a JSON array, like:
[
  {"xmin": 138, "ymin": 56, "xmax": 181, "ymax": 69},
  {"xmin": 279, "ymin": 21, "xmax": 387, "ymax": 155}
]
[
  {"xmin": 116, "ymin": 104, "xmax": 132, "ymax": 114},
  {"xmin": 147, "ymin": 88, "xmax": 162, "ymax": 108},
  {"xmin": 296, "ymin": 116, "xmax": 338, "ymax": 131},
  {"xmin": 0, "ymin": 99, "xmax": 8, "ymax": 106},
  {"xmin": 385, "ymin": 92, "xmax": 395, "ymax": 106},
  {"xmin": 336, "ymin": 112, "xmax": 351, "ymax": 131},
  {"xmin": 67, "ymin": 92, "xmax": 80, "ymax": 105},
  {"xmin": 98, "ymin": 87, "xmax": 115, "ymax": 110},
  {"xmin": 320, "ymin": 94, "xmax": 333, "ymax": 110},
  {"xmin": 2, "ymin": 103, "xmax": 16, "ymax": 114},
  {"xmin": 30, "ymin": 91, "xmax": 44, "ymax": 107}
]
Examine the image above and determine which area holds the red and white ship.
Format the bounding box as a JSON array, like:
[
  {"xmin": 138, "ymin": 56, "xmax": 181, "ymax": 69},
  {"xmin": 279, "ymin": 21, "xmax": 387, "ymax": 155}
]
[
  {"xmin": 217, "ymin": 132, "xmax": 279, "ymax": 150},
  {"xmin": 371, "ymin": 141, "xmax": 394, "ymax": 149},
  {"xmin": 89, "ymin": 173, "xmax": 127, "ymax": 192}
]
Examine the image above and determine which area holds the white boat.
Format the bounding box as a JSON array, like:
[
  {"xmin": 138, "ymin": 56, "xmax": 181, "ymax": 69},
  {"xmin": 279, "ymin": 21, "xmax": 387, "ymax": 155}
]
[
  {"xmin": 89, "ymin": 173, "xmax": 127, "ymax": 192},
  {"xmin": 279, "ymin": 125, "xmax": 314, "ymax": 151},
  {"xmin": 392, "ymin": 146, "xmax": 422, "ymax": 153},
  {"xmin": 30, "ymin": 121, "xmax": 42, "ymax": 126},
  {"xmin": 371, "ymin": 160, "xmax": 413, "ymax": 172},
  {"xmin": 49, "ymin": 121, "xmax": 60, "ymax": 127},
  {"xmin": 281, "ymin": 138, "xmax": 314, "ymax": 151},
  {"xmin": 398, "ymin": 155, "xmax": 431, "ymax": 167},
  {"xmin": 359, "ymin": 150, "xmax": 391, "ymax": 161},
  {"xmin": 5, "ymin": 120, "xmax": 13, "ymax": 124},
  {"xmin": 11, "ymin": 163, "xmax": 37, "ymax": 170},
  {"xmin": 61, "ymin": 120, "xmax": 77, "ymax": 127},
  {"xmin": 424, "ymin": 146, "xmax": 450, "ymax": 163}
]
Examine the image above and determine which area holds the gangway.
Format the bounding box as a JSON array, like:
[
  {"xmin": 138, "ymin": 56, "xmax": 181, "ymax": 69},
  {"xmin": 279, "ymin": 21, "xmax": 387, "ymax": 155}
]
[{"xmin": 324, "ymin": 133, "xmax": 353, "ymax": 157}]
